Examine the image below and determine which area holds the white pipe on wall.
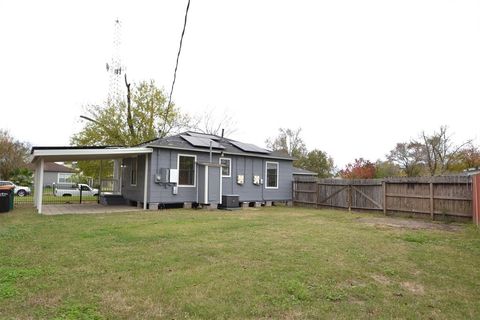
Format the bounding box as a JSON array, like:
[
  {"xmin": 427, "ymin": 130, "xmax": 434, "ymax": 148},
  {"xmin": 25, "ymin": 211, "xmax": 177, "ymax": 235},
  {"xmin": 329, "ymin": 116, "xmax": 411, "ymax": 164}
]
[{"xmin": 143, "ymin": 155, "xmax": 149, "ymax": 210}]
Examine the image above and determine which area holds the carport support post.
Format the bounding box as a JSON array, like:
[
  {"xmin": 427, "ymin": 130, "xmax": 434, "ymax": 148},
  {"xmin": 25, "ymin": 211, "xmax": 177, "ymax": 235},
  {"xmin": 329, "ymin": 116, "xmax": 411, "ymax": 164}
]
[
  {"xmin": 33, "ymin": 161, "xmax": 39, "ymax": 207},
  {"xmin": 37, "ymin": 159, "xmax": 44, "ymax": 214},
  {"xmin": 143, "ymin": 154, "xmax": 148, "ymax": 210}
]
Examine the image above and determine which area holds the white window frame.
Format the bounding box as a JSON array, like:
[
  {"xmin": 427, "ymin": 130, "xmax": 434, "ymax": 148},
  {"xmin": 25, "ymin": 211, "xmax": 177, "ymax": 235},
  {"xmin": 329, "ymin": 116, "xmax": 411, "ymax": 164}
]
[
  {"xmin": 130, "ymin": 157, "xmax": 138, "ymax": 186},
  {"xmin": 57, "ymin": 172, "xmax": 73, "ymax": 183},
  {"xmin": 177, "ymin": 154, "xmax": 197, "ymax": 187},
  {"xmin": 219, "ymin": 157, "xmax": 231, "ymax": 178},
  {"xmin": 265, "ymin": 161, "xmax": 279, "ymax": 189}
]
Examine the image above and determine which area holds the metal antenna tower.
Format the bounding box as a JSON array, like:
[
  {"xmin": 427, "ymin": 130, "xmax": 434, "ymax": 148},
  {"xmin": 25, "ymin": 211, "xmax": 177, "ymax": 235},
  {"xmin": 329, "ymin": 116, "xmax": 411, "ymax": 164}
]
[{"xmin": 106, "ymin": 19, "xmax": 124, "ymax": 103}]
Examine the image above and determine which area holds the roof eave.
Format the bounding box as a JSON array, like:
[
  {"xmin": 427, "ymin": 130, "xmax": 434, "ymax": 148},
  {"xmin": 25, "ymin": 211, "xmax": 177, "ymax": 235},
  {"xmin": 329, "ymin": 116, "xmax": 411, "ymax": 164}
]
[{"xmin": 31, "ymin": 147, "xmax": 153, "ymax": 163}]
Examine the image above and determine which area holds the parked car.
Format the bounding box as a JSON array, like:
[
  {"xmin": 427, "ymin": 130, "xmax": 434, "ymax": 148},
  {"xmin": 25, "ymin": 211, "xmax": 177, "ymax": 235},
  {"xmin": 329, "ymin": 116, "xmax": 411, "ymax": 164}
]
[
  {"xmin": 0, "ymin": 181, "xmax": 31, "ymax": 196},
  {"xmin": 53, "ymin": 183, "xmax": 99, "ymax": 197}
]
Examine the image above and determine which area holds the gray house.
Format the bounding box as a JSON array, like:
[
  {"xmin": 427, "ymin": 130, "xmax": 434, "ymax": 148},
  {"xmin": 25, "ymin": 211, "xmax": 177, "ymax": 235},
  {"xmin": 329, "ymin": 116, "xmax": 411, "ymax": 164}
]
[
  {"xmin": 121, "ymin": 132, "xmax": 294, "ymax": 209},
  {"xmin": 27, "ymin": 162, "xmax": 76, "ymax": 187},
  {"xmin": 30, "ymin": 132, "xmax": 294, "ymax": 213}
]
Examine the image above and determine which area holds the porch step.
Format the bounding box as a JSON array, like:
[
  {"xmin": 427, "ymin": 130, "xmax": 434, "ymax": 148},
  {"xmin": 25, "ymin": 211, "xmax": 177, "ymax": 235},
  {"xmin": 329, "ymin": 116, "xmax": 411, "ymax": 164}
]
[{"xmin": 99, "ymin": 194, "xmax": 127, "ymax": 206}]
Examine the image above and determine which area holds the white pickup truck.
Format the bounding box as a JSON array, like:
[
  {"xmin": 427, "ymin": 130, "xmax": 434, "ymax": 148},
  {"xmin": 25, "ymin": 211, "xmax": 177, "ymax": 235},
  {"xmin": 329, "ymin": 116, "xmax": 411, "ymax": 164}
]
[{"xmin": 53, "ymin": 183, "xmax": 99, "ymax": 197}]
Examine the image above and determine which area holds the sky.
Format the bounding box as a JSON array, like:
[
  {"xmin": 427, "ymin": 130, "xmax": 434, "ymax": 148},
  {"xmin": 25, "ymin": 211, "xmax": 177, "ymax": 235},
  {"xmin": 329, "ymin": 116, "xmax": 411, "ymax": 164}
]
[{"xmin": 1, "ymin": 0, "xmax": 479, "ymax": 167}]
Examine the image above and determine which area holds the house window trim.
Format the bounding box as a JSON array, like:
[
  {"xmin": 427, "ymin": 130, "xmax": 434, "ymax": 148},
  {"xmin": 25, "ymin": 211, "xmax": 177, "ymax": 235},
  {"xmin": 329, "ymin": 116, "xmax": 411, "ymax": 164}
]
[
  {"xmin": 130, "ymin": 157, "xmax": 138, "ymax": 186},
  {"xmin": 219, "ymin": 157, "xmax": 231, "ymax": 178},
  {"xmin": 57, "ymin": 172, "xmax": 73, "ymax": 184},
  {"xmin": 265, "ymin": 161, "xmax": 279, "ymax": 189},
  {"xmin": 177, "ymin": 154, "xmax": 197, "ymax": 188}
]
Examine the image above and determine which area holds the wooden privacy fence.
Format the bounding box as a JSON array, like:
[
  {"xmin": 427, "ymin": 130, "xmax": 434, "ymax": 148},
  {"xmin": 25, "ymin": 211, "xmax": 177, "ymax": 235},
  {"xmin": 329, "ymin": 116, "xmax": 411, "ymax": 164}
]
[{"xmin": 293, "ymin": 176, "xmax": 478, "ymax": 221}]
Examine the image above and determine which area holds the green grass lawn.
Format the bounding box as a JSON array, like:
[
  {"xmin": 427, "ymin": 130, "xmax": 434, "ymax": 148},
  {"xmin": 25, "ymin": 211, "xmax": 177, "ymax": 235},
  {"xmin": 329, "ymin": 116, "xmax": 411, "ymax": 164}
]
[{"xmin": 1, "ymin": 206, "xmax": 479, "ymax": 319}]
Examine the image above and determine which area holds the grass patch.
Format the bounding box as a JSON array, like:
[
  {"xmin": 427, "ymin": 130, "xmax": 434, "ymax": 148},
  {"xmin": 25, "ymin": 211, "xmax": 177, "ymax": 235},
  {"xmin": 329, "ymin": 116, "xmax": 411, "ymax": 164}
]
[
  {"xmin": 0, "ymin": 206, "xmax": 479, "ymax": 319},
  {"xmin": 402, "ymin": 233, "xmax": 431, "ymax": 244}
]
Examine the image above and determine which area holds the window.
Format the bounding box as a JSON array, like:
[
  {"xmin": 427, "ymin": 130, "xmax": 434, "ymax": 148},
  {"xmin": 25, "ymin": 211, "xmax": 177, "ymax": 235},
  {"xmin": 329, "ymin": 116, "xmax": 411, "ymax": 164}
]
[
  {"xmin": 58, "ymin": 173, "xmax": 73, "ymax": 183},
  {"xmin": 220, "ymin": 158, "xmax": 231, "ymax": 177},
  {"xmin": 265, "ymin": 162, "xmax": 279, "ymax": 189},
  {"xmin": 178, "ymin": 155, "xmax": 196, "ymax": 186},
  {"xmin": 130, "ymin": 158, "xmax": 137, "ymax": 186}
]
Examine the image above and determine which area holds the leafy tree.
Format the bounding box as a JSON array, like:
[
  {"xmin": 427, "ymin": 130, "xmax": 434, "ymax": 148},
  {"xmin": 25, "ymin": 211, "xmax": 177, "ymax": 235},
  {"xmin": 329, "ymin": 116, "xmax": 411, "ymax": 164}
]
[
  {"xmin": 9, "ymin": 168, "xmax": 33, "ymax": 186},
  {"xmin": 374, "ymin": 160, "xmax": 403, "ymax": 178},
  {"xmin": 296, "ymin": 149, "xmax": 335, "ymax": 178},
  {"xmin": 71, "ymin": 78, "xmax": 190, "ymax": 178},
  {"xmin": 0, "ymin": 130, "xmax": 30, "ymax": 180},
  {"xmin": 265, "ymin": 128, "xmax": 307, "ymax": 158},
  {"xmin": 387, "ymin": 142, "xmax": 424, "ymax": 177},
  {"xmin": 448, "ymin": 145, "xmax": 480, "ymax": 172},
  {"xmin": 71, "ymin": 160, "xmax": 113, "ymax": 182},
  {"xmin": 339, "ymin": 158, "xmax": 376, "ymax": 179},
  {"xmin": 71, "ymin": 79, "xmax": 190, "ymax": 147}
]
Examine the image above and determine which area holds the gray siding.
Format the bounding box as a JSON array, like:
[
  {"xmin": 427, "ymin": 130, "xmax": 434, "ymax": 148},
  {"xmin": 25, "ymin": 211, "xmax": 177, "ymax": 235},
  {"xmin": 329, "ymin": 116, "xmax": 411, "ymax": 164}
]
[
  {"xmin": 37, "ymin": 172, "xmax": 74, "ymax": 187},
  {"xmin": 222, "ymin": 157, "xmax": 292, "ymax": 201},
  {"xmin": 144, "ymin": 148, "xmax": 292, "ymax": 204},
  {"xmin": 208, "ymin": 166, "xmax": 221, "ymax": 203},
  {"xmin": 121, "ymin": 155, "xmax": 148, "ymax": 203},
  {"xmin": 42, "ymin": 172, "xmax": 58, "ymax": 187}
]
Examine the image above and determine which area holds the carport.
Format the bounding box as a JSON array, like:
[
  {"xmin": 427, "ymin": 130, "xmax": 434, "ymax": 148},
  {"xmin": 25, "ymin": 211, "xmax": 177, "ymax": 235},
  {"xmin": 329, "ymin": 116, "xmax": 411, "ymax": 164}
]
[{"xmin": 31, "ymin": 146, "xmax": 153, "ymax": 214}]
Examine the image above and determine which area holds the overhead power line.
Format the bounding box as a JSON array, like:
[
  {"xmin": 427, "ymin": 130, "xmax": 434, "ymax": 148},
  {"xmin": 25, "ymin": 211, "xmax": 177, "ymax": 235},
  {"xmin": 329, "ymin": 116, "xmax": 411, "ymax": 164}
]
[{"xmin": 162, "ymin": 0, "xmax": 191, "ymax": 134}]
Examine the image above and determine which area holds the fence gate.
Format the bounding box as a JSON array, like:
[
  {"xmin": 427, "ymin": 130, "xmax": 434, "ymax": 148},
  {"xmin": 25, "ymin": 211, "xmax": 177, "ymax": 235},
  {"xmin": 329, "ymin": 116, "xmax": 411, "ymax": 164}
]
[{"xmin": 294, "ymin": 180, "xmax": 384, "ymax": 211}]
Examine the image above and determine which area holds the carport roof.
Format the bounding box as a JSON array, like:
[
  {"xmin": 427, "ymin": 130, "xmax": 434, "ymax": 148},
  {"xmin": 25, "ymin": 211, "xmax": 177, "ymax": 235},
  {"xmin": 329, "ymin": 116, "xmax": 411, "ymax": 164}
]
[{"xmin": 30, "ymin": 146, "xmax": 153, "ymax": 162}]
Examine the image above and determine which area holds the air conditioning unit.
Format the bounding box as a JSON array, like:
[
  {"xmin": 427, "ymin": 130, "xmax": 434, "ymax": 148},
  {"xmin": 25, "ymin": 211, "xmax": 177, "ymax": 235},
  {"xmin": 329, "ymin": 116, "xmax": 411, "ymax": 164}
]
[{"xmin": 222, "ymin": 194, "xmax": 239, "ymax": 208}]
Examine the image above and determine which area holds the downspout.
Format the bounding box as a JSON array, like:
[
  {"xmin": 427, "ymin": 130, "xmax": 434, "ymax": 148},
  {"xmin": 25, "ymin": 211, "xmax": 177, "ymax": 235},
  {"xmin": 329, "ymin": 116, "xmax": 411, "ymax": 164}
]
[
  {"xmin": 219, "ymin": 166, "xmax": 223, "ymax": 205},
  {"xmin": 196, "ymin": 163, "xmax": 199, "ymax": 203},
  {"xmin": 143, "ymin": 154, "xmax": 148, "ymax": 210},
  {"xmin": 209, "ymin": 141, "xmax": 212, "ymax": 162},
  {"xmin": 205, "ymin": 165, "xmax": 209, "ymax": 204},
  {"xmin": 262, "ymin": 159, "xmax": 265, "ymax": 201}
]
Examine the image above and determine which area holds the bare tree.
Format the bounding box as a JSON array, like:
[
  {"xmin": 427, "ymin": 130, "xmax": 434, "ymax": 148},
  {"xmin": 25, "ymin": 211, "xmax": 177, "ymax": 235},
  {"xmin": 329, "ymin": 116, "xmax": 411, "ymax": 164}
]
[
  {"xmin": 421, "ymin": 126, "xmax": 471, "ymax": 176},
  {"xmin": 191, "ymin": 107, "xmax": 237, "ymax": 137},
  {"xmin": 388, "ymin": 126, "xmax": 472, "ymax": 177},
  {"xmin": 265, "ymin": 128, "xmax": 307, "ymax": 158}
]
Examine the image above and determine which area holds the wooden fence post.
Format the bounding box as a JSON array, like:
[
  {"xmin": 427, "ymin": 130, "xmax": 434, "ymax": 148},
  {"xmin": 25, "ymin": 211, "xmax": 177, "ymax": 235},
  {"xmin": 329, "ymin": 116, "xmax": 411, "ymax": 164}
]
[
  {"xmin": 382, "ymin": 181, "xmax": 387, "ymax": 215},
  {"xmin": 473, "ymin": 174, "xmax": 480, "ymax": 227},
  {"xmin": 315, "ymin": 183, "xmax": 319, "ymax": 209},
  {"xmin": 348, "ymin": 184, "xmax": 352, "ymax": 213},
  {"xmin": 429, "ymin": 182, "xmax": 434, "ymax": 220}
]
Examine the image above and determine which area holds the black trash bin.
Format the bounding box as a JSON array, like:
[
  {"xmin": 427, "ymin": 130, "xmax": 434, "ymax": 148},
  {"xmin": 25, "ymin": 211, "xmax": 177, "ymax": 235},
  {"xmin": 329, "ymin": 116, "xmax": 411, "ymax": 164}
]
[{"xmin": 0, "ymin": 187, "xmax": 12, "ymax": 213}]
